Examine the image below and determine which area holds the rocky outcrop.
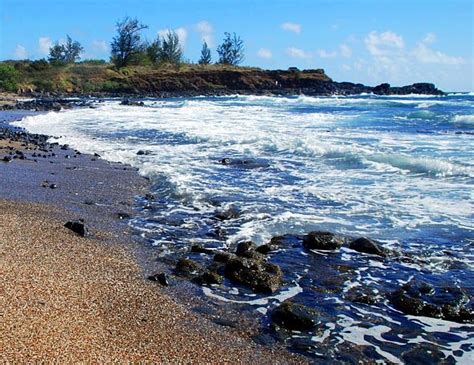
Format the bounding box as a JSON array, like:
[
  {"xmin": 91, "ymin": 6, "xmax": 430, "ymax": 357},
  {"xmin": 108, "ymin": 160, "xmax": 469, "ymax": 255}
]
[{"xmin": 302, "ymin": 231, "xmax": 344, "ymax": 250}]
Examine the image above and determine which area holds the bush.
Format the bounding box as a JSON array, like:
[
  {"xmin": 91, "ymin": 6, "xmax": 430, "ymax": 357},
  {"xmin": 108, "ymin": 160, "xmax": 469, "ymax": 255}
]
[
  {"xmin": 28, "ymin": 59, "xmax": 50, "ymax": 72},
  {"xmin": 77, "ymin": 59, "xmax": 107, "ymax": 65},
  {"xmin": 0, "ymin": 63, "xmax": 19, "ymax": 92}
]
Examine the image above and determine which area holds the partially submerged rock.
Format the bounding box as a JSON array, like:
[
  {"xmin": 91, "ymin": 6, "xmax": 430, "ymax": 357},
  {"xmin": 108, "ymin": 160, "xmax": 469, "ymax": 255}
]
[
  {"xmin": 302, "ymin": 231, "xmax": 344, "ymax": 250},
  {"xmin": 175, "ymin": 258, "xmax": 203, "ymax": 277},
  {"xmin": 271, "ymin": 301, "xmax": 319, "ymax": 331},
  {"xmin": 349, "ymin": 237, "xmax": 386, "ymax": 257},
  {"xmin": 224, "ymin": 256, "xmax": 283, "ymax": 293},
  {"xmin": 389, "ymin": 280, "xmax": 473, "ymax": 323}
]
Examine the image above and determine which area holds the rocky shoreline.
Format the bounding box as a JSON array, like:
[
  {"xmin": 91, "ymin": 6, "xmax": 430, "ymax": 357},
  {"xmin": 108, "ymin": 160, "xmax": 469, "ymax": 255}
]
[
  {"xmin": 2, "ymin": 103, "xmax": 472, "ymax": 363},
  {"xmin": 1, "ymin": 111, "xmax": 308, "ymax": 362}
]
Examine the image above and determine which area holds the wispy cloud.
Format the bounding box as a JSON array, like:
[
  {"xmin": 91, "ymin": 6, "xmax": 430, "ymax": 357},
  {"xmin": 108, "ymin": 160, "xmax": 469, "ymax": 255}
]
[
  {"xmin": 14, "ymin": 45, "xmax": 27, "ymax": 59},
  {"xmin": 38, "ymin": 37, "xmax": 52, "ymax": 55},
  {"xmin": 281, "ymin": 22, "xmax": 301, "ymax": 34},
  {"xmin": 365, "ymin": 31, "xmax": 405, "ymax": 57},
  {"xmin": 422, "ymin": 32, "xmax": 437, "ymax": 44},
  {"xmin": 257, "ymin": 48, "xmax": 272, "ymax": 59},
  {"xmin": 195, "ymin": 20, "xmax": 214, "ymax": 47},
  {"xmin": 92, "ymin": 40, "xmax": 108, "ymax": 53},
  {"xmin": 339, "ymin": 43, "xmax": 352, "ymax": 58},
  {"xmin": 317, "ymin": 49, "xmax": 337, "ymax": 59},
  {"xmin": 413, "ymin": 43, "xmax": 465, "ymax": 65},
  {"xmin": 286, "ymin": 47, "xmax": 310, "ymax": 59},
  {"xmin": 158, "ymin": 27, "xmax": 188, "ymax": 47}
]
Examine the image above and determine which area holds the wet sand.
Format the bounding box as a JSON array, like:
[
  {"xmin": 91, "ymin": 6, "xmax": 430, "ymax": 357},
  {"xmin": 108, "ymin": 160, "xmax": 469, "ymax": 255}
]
[{"xmin": 0, "ymin": 112, "xmax": 303, "ymax": 363}]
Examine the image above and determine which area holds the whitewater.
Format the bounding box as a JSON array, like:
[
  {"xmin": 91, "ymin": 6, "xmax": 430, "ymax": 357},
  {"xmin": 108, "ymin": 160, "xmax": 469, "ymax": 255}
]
[{"xmin": 16, "ymin": 93, "xmax": 474, "ymax": 362}]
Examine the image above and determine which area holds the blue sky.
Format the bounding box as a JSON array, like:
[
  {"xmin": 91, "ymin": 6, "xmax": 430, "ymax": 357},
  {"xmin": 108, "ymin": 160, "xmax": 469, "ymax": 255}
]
[{"xmin": 0, "ymin": 0, "xmax": 472, "ymax": 90}]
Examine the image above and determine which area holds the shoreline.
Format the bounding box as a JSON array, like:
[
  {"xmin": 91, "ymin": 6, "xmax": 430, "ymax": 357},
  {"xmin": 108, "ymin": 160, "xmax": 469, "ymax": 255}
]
[{"xmin": 0, "ymin": 111, "xmax": 303, "ymax": 363}]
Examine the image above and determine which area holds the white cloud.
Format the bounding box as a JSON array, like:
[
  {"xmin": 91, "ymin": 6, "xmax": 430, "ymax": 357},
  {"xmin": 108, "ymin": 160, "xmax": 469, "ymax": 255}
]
[
  {"xmin": 92, "ymin": 40, "xmax": 108, "ymax": 53},
  {"xmin": 158, "ymin": 27, "xmax": 188, "ymax": 47},
  {"xmin": 317, "ymin": 49, "xmax": 337, "ymax": 58},
  {"xmin": 413, "ymin": 43, "xmax": 465, "ymax": 65},
  {"xmin": 365, "ymin": 31, "xmax": 405, "ymax": 57},
  {"xmin": 257, "ymin": 48, "xmax": 272, "ymax": 59},
  {"xmin": 286, "ymin": 47, "xmax": 310, "ymax": 59},
  {"xmin": 14, "ymin": 45, "xmax": 27, "ymax": 59},
  {"xmin": 423, "ymin": 32, "xmax": 437, "ymax": 44},
  {"xmin": 38, "ymin": 37, "xmax": 52, "ymax": 55},
  {"xmin": 281, "ymin": 22, "xmax": 301, "ymax": 34},
  {"xmin": 195, "ymin": 20, "xmax": 214, "ymax": 47},
  {"xmin": 339, "ymin": 43, "xmax": 352, "ymax": 58},
  {"xmin": 342, "ymin": 64, "xmax": 352, "ymax": 71}
]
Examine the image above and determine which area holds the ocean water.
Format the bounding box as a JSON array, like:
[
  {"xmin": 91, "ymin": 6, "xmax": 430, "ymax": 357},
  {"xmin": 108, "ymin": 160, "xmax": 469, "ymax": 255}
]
[{"xmin": 16, "ymin": 93, "xmax": 474, "ymax": 363}]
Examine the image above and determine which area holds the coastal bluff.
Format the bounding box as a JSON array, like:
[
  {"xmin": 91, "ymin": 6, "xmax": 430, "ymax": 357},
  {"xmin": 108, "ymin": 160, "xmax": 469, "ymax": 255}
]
[{"xmin": 3, "ymin": 61, "xmax": 444, "ymax": 97}]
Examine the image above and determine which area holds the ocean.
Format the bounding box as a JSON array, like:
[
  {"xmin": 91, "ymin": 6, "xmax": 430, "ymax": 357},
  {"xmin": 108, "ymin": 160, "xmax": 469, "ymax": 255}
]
[{"xmin": 16, "ymin": 93, "xmax": 474, "ymax": 363}]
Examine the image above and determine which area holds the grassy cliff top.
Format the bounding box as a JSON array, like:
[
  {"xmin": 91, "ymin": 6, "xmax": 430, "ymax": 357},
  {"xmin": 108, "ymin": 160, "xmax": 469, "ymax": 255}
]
[{"xmin": 0, "ymin": 60, "xmax": 331, "ymax": 95}]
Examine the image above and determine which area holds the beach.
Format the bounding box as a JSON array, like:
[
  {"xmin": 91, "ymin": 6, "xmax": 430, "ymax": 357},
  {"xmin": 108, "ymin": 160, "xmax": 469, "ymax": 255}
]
[{"xmin": 0, "ymin": 111, "xmax": 303, "ymax": 363}]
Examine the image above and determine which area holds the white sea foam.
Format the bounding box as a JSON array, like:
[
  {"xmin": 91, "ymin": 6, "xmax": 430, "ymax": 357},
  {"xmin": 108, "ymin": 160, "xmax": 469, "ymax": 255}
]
[{"xmin": 453, "ymin": 114, "xmax": 474, "ymax": 125}]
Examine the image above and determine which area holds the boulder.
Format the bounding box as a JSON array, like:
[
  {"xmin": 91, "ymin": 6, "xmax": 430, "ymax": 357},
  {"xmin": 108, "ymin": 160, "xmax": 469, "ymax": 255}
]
[
  {"xmin": 271, "ymin": 301, "xmax": 319, "ymax": 331},
  {"xmin": 349, "ymin": 237, "xmax": 386, "ymax": 257},
  {"xmin": 302, "ymin": 231, "xmax": 344, "ymax": 250},
  {"xmin": 224, "ymin": 256, "xmax": 283, "ymax": 293}
]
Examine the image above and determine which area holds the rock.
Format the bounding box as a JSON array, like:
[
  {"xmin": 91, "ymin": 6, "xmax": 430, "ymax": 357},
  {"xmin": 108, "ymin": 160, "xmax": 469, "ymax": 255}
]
[
  {"xmin": 215, "ymin": 205, "xmax": 241, "ymax": 220},
  {"xmin": 345, "ymin": 287, "xmax": 377, "ymax": 305},
  {"xmin": 349, "ymin": 237, "xmax": 386, "ymax": 257},
  {"xmin": 191, "ymin": 245, "xmax": 214, "ymax": 254},
  {"xmin": 136, "ymin": 150, "xmax": 151, "ymax": 156},
  {"xmin": 389, "ymin": 280, "xmax": 473, "ymax": 323},
  {"xmin": 235, "ymin": 241, "xmax": 264, "ymax": 260},
  {"xmin": 64, "ymin": 220, "xmax": 88, "ymax": 237},
  {"xmin": 49, "ymin": 184, "xmax": 57, "ymax": 189},
  {"xmin": 401, "ymin": 343, "xmax": 455, "ymax": 364},
  {"xmin": 2, "ymin": 156, "xmax": 12, "ymax": 162},
  {"xmin": 271, "ymin": 301, "xmax": 319, "ymax": 331},
  {"xmin": 120, "ymin": 99, "xmax": 145, "ymax": 106},
  {"xmin": 148, "ymin": 272, "xmax": 170, "ymax": 286},
  {"xmin": 213, "ymin": 251, "xmax": 234, "ymax": 263},
  {"xmin": 116, "ymin": 212, "xmax": 131, "ymax": 220},
  {"xmin": 256, "ymin": 244, "xmax": 276, "ymax": 254},
  {"xmin": 302, "ymin": 231, "xmax": 344, "ymax": 250},
  {"xmin": 175, "ymin": 258, "xmax": 203, "ymax": 277},
  {"xmin": 195, "ymin": 271, "xmax": 224, "ymax": 285},
  {"xmin": 224, "ymin": 256, "xmax": 283, "ymax": 293}
]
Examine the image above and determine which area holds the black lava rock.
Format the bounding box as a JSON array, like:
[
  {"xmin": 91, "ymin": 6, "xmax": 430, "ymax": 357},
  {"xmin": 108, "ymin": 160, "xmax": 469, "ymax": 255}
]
[
  {"xmin": 64, "ymin": 220, "xmax": 88, "ymax": 237},
  {"xmin": 148, "ymin": 272, "xmax": 170, "ymax": 286},
  {"xmin": 302, "ymin": 231, "xmax": 344, "ymax": 250},
  {"xmin": 224, "ymin": 256, "xmax": 283, "ymax": 293},
  {"xmin": 349, "ymin": 237, "xmax": 386, "ymax": 257},
  {"xmin": 271, "ymin": 301, "xmax": 319, "ymax": 331}
]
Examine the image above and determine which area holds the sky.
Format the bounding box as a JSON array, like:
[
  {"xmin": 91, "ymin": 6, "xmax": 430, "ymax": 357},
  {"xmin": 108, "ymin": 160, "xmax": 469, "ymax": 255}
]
[{"xmin": 0, "ymin": 0, "xmax": 472, "ymax": 91}]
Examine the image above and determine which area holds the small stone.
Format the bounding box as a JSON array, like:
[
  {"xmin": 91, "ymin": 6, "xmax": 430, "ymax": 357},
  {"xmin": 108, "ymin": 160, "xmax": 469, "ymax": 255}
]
[
  {"xmin": 271, "ymin": 301, "xmax": 319, "ymax": 331},
  {"xmin": 64, "ymin": 220, "xmax": 88, "ymax": 237},
  {"xmin": 148, "ymin": 272, "xmax": 170, "ymax": 286}
]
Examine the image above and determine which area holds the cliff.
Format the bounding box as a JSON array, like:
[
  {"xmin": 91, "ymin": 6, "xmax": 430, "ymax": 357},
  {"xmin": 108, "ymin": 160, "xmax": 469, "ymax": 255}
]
[{"xmin": 2, "ymin": 61, "xmax": 444, "ymax": 97}]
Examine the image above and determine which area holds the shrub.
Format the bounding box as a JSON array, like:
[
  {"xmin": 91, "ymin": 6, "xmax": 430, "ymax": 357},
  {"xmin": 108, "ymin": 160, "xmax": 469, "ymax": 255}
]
[{"xmin": 0, "ymin": 63, "xmax": 19, "ymax": 92}]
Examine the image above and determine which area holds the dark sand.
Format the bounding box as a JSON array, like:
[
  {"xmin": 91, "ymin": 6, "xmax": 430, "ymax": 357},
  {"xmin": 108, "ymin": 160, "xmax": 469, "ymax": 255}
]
[{"xmin": 0, "ymin": 111, "xmax": 304, "ymax": 363}]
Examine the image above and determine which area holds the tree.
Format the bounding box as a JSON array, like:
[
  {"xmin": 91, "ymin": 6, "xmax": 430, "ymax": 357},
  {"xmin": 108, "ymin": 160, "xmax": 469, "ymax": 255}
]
[
  {"xmin": 159, "ymin": 30, "xmax": 183, "ymax": 64},
  {"xmin": 110, "ymin": 17, "xmax": 148, "ymax": 68},
  {"xmin": 48, "ymin": 35, "xmax": 83, "ymax": 64},
  {"xmin": 198, "ymin": 41, "xmax": 211, "ymax": 65},
  {"xmin": 217, "ymin": 32, "xmax": 244, "ymax": 66},
  {"xmin": 146, "ymin": 38, "xmax": 162, "ymax": 64}
]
